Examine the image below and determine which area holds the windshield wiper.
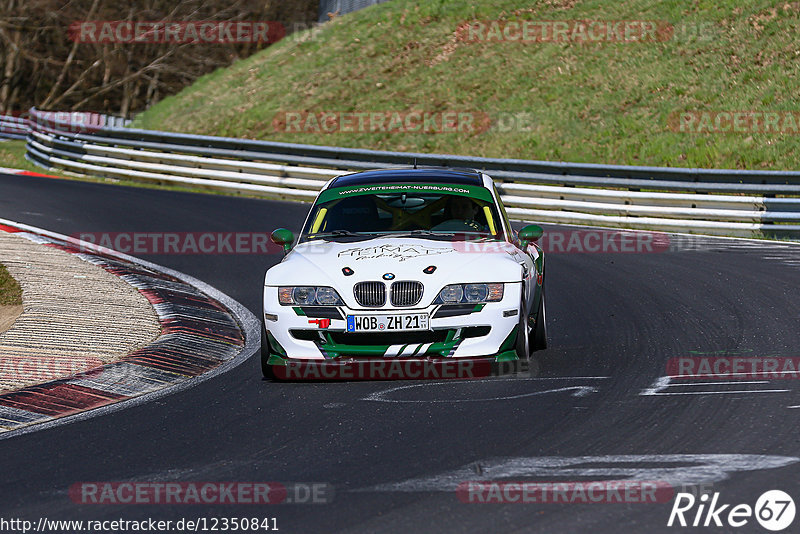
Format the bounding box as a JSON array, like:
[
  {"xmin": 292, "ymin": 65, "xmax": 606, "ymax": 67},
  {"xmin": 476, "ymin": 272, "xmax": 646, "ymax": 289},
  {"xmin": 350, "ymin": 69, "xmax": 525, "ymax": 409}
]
[
  {"xmin": 388, "ymin": 229, "xmax": 458, "ymax": 240},
  {"xmin": 318, "ymin": 230, "xmax": 361, "ymax": 237},
  {"xmin": 404, "ymin": 230, "xmax": 456, "ymax": 236},
  {"xmin": 310, "ymin": 230, "xmax": 378, "ymax": 241}
]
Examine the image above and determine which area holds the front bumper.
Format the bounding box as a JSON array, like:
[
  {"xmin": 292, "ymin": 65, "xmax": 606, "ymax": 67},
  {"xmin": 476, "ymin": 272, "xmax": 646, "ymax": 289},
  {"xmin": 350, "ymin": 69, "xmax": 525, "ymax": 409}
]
[{"xmin": 263, "ymin": 283, "xmax": 523, "ymax": 361}]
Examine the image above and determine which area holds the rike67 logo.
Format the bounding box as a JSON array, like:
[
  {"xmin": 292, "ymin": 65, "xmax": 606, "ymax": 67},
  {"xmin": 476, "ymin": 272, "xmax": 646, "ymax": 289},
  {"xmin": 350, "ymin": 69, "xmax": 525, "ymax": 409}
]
[{"xmin": 668, "ymin": 490, "xmax": 795, "ymax": 531}]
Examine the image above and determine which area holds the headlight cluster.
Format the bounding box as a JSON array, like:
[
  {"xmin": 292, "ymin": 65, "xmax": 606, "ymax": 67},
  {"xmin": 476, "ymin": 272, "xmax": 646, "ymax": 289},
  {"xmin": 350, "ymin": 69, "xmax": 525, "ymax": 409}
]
[
  {"xmin": 434, "ymin": 283, "xmax": 504, "ymax": 304},
  {"xmin": 279, "ymin": 286, "xmax": 344, "ymax": 306}
]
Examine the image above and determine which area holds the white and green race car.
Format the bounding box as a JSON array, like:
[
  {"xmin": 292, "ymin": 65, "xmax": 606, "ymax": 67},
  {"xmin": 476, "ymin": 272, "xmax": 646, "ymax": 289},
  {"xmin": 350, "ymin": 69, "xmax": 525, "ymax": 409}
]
[{"xmin": 261, "ymin": 167, "xmax": 546, "ymax": 380}]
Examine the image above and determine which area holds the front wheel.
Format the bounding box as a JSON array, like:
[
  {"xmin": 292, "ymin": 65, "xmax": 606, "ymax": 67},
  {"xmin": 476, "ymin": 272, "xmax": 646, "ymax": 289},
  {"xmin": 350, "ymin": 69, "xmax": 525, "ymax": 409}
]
[
  {"xmin": 515, "ymin": 298, "xmax": 531, "ymax": 359},
  {"xmin": 261, "ymin": 323, "xmax": 277, "ymax": 380},
  {"xmin": 532, "ymin": 290, "xmax": 547, "ymax": 351}
]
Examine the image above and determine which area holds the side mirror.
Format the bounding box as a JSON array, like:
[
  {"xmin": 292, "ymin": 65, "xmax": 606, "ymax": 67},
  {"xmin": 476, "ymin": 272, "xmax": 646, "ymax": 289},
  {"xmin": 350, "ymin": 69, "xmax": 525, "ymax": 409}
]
[
  {"xmin": 518, "ymin": 224, "xmax": 543, "ymax": 247},
  {"xmin": 270, "ymin": 228, "xmax": 295, "ymax": 254}
]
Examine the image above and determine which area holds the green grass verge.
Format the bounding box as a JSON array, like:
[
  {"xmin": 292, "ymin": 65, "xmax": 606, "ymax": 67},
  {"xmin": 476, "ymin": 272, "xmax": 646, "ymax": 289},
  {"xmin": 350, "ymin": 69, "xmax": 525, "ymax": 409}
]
[
  {"xmin": 133, "ymin": 0, "xmax": 800, "ymax": 170},
  {"xmin": 0, "ymin": 263, "xmax": 22, "ymax": 306},
  {"xmin": 0, "ymin": 140, "xmax": 75, "ymax": 180}
]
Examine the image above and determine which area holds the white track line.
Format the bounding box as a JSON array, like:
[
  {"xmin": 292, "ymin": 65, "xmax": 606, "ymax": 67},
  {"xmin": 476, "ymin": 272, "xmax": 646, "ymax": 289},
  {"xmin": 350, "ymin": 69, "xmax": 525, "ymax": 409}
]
[{"xmin": 362, "ymin": 377, "xmax": 608, "ymax": 403}]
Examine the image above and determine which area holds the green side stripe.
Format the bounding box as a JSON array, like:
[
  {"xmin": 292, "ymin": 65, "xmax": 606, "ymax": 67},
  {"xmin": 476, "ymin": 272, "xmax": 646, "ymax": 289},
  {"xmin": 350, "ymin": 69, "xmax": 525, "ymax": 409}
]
[
  {"xmin": 268, "ymin": 354, "xmax": 288, "ymax": 366},
  {"xmin": 494, "ymin": 350, "xmax": 520, "ymax": 362},
  {"xmin": 498, "ymin": 325, "xmax": 518, "ymax": 352},
  {"xmin": 266, "ymin": 332, "xmax": 288, "ymax": 357}
]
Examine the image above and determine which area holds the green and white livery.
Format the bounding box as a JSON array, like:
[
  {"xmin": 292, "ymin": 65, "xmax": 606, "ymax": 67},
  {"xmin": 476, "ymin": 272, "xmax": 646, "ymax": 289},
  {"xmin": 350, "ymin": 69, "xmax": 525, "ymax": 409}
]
[{"xmin": 261, "ymin": 168, "xmax": 547, "ymax": 379}]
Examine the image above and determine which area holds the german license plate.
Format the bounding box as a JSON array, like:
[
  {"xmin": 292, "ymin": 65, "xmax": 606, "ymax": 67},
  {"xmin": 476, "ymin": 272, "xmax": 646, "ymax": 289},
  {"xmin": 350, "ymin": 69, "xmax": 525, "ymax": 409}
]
[{"xmin": 346, "ymin": 314, "xmax": 429, "ymax": 332}]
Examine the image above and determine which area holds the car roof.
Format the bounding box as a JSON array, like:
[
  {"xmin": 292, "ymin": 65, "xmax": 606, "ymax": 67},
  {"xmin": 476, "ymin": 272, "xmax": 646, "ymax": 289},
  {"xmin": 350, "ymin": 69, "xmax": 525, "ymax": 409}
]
[{"xmin": 327, "ymin": 167, "xmax": 486, "ymax": 189}]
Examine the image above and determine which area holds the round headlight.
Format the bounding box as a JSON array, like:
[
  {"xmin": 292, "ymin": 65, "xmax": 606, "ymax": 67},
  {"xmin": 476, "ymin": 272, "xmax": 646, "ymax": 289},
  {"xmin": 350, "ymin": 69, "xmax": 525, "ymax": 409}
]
[
  {"xmin": 439, "ymin": 285, "xmax": 464, "ymax": 303},
  {"xmin": 464, "ymin": 284, "xmax": 489, "ymax": 302},
  {"xmin": 315, "ymin": 287, "xmax": 340, "ymax": 305},
  {"xmin": 292, "ymin": 286, "xmax": 316, "ymax": 305}
]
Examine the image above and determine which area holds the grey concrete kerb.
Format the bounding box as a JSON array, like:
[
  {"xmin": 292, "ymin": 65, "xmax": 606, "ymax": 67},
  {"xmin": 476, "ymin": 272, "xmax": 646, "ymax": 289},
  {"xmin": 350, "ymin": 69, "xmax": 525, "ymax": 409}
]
[
  {"xmin": 0, "ymin": 218, "xmax": 259, "ymax": 439},
  {"xmin": 0, "ymin": 231, "xmax": 161, "ymax": 392}
]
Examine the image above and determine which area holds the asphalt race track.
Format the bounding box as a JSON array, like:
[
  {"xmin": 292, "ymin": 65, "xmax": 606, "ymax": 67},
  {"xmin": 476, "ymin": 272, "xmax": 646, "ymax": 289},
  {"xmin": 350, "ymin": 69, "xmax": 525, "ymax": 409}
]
[{"xmin": 1, "ymin": 171, "xmax": 800, "ymax": 533}]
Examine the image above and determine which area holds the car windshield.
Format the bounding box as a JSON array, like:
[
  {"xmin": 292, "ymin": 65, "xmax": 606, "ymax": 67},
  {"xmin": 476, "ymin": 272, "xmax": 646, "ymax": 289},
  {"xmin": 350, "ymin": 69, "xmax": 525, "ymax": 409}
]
[{"xmin": 300, "ymin": 189, "xmax": 503, "ymax": 242}]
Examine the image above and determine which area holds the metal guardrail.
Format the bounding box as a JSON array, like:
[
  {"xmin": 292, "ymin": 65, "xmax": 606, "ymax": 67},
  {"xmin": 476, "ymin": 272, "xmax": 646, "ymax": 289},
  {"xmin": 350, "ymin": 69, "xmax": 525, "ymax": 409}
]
[
  {"xmin": 0, "ymin": 115, "xmax": 29, "ymax": 139},
  {"xmin": 0, "ymin": 111, "xmax": 130, "ymax": 140},
  {"xmin": 10, "ymin": 108, "xmax": 800, "ymax": 238}
]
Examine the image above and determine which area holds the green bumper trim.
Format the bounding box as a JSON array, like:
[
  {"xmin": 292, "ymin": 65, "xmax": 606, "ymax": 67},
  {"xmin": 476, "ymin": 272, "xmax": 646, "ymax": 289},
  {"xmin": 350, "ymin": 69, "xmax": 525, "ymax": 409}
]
[
  {"xmin": 265, "ymin": 327, "xmax": 520, "ymax": 364},
  {"xmin": 266, "ymin": 331, "xmax": 288, "ymax": 357},
  {"xmin": 268, "ymin": 351, "xmax": 518, "ymax": 365},
  {"xmin": 498, "ymin": 325, "xmax": 518, "ymax": 353},
  {"xmin": 268, "ymin": 353, "xmax": 288, "ymax": 366},
  {"xmin": 318, "ymin": 332, "xmax": 461, "ymax": 359},
  {"xmin": 494, "ymin": 350, "xmax": 519, "ymax": 362}
]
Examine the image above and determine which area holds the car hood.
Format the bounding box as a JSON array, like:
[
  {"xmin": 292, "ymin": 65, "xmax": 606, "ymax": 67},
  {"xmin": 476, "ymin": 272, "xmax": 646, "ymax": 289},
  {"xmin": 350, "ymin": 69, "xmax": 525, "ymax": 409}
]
[{"xmin": 265, "ymin": 237, "xmax": 527, "ymax": 307}]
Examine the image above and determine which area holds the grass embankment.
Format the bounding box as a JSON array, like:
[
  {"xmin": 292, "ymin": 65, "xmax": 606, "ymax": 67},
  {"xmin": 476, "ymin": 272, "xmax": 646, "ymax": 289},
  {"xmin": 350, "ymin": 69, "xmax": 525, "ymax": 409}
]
[
  {"xmin": 0, "ymin": 262, "xmax": 22, "ymax": 333},
  {"xmin": 0, "ymin": 263, "xmax": 21, "ymax": 306},
  {"xmin": 134, "ymin": 0, "xmax": 800, "ymax": 170},
  {"xmin": 0, "ymin": 140, "xmax": 74, "ymax": 180}
]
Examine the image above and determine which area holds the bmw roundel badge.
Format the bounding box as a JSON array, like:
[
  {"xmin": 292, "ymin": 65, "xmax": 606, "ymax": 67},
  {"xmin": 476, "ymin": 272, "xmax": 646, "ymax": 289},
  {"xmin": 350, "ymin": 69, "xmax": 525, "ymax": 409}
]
[{"xmin": 382, "ymin": 273, "xmax": 395, "ymax": 280}]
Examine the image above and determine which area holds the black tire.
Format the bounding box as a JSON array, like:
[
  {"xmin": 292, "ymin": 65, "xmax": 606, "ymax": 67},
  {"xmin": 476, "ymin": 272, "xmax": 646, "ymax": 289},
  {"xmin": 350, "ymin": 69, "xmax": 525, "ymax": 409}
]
[
  {"xmin": 261, "ymin": 323, "xmax": 277, "ymax": 380},
  {"xmin": 515, "ymin": 298, "xmax": 531, "ymax": 359},
  {"xmin": 532, "ymin": 290, "xmax": 547, "ymax": 351}
]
